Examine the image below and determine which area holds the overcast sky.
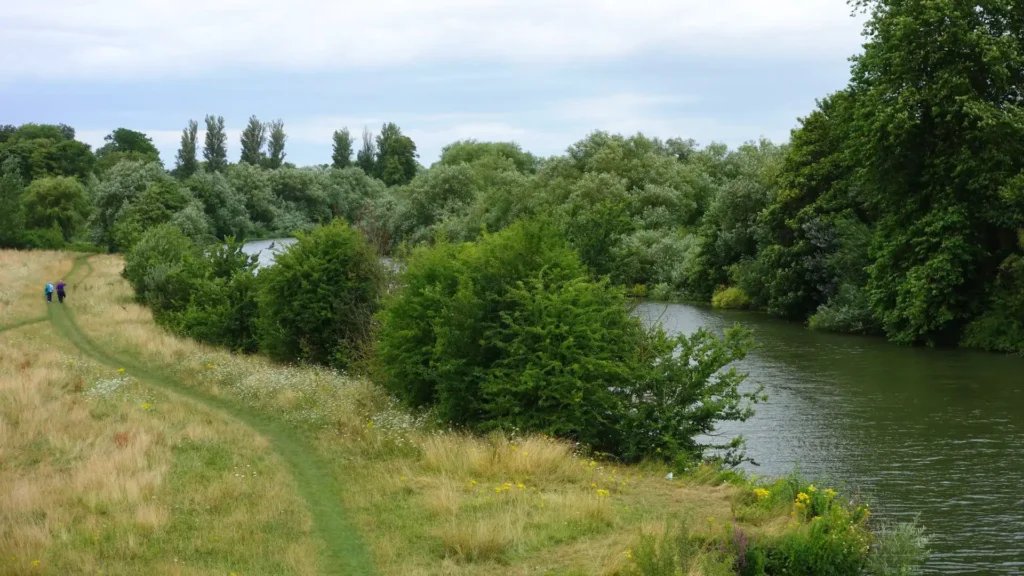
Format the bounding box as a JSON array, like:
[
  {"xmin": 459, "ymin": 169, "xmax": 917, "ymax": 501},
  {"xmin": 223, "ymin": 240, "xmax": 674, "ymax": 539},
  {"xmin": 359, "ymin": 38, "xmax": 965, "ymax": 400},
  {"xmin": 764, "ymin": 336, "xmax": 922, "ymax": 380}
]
[{"xmin": 1, "ymin": 0, "xmax": 866, "ymax": 166}]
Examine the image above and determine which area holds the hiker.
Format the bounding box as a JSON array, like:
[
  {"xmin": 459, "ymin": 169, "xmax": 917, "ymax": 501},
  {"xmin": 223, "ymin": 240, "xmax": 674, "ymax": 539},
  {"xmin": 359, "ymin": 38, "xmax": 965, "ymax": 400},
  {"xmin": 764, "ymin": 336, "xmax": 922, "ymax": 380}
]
[
  {"xmin": 56, "ymin": 280, "xmax": 67, "ymax": 303},
  {"xmin": 44, "ymin": 282, "xmax": 54, "ymax": 303}
]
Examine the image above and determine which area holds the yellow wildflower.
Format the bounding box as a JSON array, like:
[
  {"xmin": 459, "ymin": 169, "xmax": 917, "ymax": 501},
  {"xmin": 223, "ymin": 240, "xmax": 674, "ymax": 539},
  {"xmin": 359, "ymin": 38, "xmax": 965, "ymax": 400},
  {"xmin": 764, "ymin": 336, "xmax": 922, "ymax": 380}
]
[
  {"xmin": 824, "ymin": 488, "xmax": 837, "ymax": 499},
  {"xmin": 32, "ymin": 560, "xmax": 41, "ymax": 567},
  {"xmin": 596, "ymin": 489, "xmax": 610, "ymax": 498},
  {"xmin": 807, "ymin": 485, "xmax": 817, "ymax": 493},
  {"xmin": 141, "ymin": 402, "xmax": 152, "ymax": 410},
  {"xmin": 516, "ymin": 483, "xmax": 526, "ymax": 490},
  {"xmin": 117, "ymin": 368, "xmax": 125, "ymax": 373},
  {"xmin": 494, "ymin": 487, "xmax": 502, "ymax": 493},
  {"xmin": 399, "ymin": 476, "xmax": 407, "ymax": 482},
  {"xmin": 796, "ymin": 492, "xmax": 811, "ymax": 505},
  {"xmin": 753, "ymin": 488, "xmax": 770, "ymax": 500},
  {"xmin": 624, "ymin": 549, "xmax": 633, "ymax": 559},
  {"xmin": 469, "ymin": 480, "xmax": 477, "ymax": 487},
  {"xmin": 521, "ymin": 451, "xmax": 528, "ymax": 456},
  {"xmin": 589, "ymin": 461, "xmax": 596, "ymax": 467}
]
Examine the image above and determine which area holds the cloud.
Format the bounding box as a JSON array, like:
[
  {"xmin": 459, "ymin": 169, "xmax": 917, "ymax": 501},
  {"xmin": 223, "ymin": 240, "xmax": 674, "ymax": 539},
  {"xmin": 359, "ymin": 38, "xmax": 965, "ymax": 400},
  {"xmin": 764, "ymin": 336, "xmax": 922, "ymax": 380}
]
[{"xmin": 2, "ymin": 0, "xmax": 864, "ymax": 79}]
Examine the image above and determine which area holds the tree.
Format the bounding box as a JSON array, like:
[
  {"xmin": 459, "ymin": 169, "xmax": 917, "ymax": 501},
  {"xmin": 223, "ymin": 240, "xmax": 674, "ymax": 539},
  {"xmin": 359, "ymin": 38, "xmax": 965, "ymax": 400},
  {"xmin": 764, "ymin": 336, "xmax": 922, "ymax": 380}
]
[
  {"xmin": 21, "ymin": 176, "xmax": 90, "ymax": 240},
  {"xmin": 175, "ymin": 120, "xmax": 199, "ymax": 179},
  {"xmin": 95, "ymin": 128, "xmax": 161, "ymax": 174},
  {"xmin": 257, "ymin": 219, "xmax": 382, "ymax": 370},
  {"xmin": 0, "ymin": 158, "xmax": 25, "ymax": 248},
  {"xmin": 850, "ymin": 0, "xmax": 1024, "ymax": 345},
  {"xmin": 264, "ymin": 120, "xmax": 286, "ymax": 169},
  {"xmin": 0, "ymin": 124, "xmax": 94, "ymax": 182},
  {"xmin": 92, "ymin": 160, "xmax": 170, "ymax": 250},
  {"xmin": 355, "ymin": 127, "xmax": 376, "ymax": 175},
  {"xmin": 239, "ymin": 115, "xmax": 266, "ymax": 166},
  {"xmin": 203, "ymin": 115, "xmax": 228, "ymax": 173},
  {"xmin": 374, "ymin": 122, "xmax": 418, "ymax": 186},
  {"xmin": 331, "ymin": 128, "xmax": 353, "ymax": 168}
]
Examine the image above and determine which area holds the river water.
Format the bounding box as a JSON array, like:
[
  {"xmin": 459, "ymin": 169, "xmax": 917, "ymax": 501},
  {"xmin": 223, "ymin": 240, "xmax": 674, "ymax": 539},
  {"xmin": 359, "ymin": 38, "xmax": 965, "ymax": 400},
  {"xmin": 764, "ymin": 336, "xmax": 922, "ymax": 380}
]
[
  {"xmin": 636, "ymin": 302, "xmax": 1024, "ymax": 574},
  {"xmin": 241, "ymin": 238, "xmax": 297, "ymax": 269}
]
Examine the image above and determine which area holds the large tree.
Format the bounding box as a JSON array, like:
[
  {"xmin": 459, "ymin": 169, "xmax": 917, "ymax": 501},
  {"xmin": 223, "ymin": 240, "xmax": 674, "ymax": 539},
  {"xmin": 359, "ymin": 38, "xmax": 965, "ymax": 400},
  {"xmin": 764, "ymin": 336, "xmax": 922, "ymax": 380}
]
[
  {"xmin": 21, "ymin": 176, "xmax": 91, "ymax": 240},
  {"xmin": 374, "ymin": 122, "xmax": 418, "ymax": 186},
  {"xmin": 264, "ymin": 120, "xmax": 286, "ymax": 169},
  {"xmin": 95, "ymin": 128, "xmax": 161, "ymax": 174},
  {"xmin": 331, "ymin": 128, "xmax": 353, "ymax": 169},
  {"xmin": 0, "ymin": 158, "xmax": 25, "ymax": 248},
  {"xmin": 175, "ymin": 120, "xmax": 199, "ymax": 179},
  {"xmin": 203, "ymin": 115, "xmax": 228, "ymax": 173},
  {"xmin": 239, "ymin": 115, "xmax": 267, "ymax": 166},
  {"xmin": 355, "ymin": 127, "xmax": 376, "ymax": 175},
  {"xmin": 850, "ymin": 0, "xmax": 1024, "ymax": 345},
  {"xmin": 0, "ymin": 123, "xmax": 94, "ymax": 182}
]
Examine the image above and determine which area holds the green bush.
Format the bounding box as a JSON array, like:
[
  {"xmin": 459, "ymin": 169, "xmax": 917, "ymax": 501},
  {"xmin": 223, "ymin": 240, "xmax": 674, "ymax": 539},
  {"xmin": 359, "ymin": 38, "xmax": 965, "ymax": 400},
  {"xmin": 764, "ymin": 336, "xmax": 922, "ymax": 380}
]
[
  {"xmin": 711, "ymin": 286, "xmax": 752, "ymax": 309},
  {"xmin": 122, "ymin": 224, "xmax": 208, "ymax": 315},
  {"xmin": 961, "ymin": 254, "xmax": 1024, "ymax": 353},
  {"xmin": 257, "ymin": 219, "xmax": 382, "ymax": 370},
  {"xmin": 21, "ymin": 176, "xmax": 90, "ymax": 241},
  {"xmin": 21, "ymin": 225, "xmax": 66, "ymax": 250},
  {"xmin": 808, "ymin": 283, "xmax": 878, "ymax": 335},
  {"xmin": 866, "ymin": 520, "xmax": 930, "ymax": 576},
  {"xmin": 376, "ymin": 219, "xmax": 759, "ymax": 463}
]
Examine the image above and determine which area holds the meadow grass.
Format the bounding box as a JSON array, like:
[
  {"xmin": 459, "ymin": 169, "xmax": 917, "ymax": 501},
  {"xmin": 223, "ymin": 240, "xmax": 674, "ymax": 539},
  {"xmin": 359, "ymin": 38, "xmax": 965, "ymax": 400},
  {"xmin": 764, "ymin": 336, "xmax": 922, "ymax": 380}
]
[{"xmin": 3, "ymin": 251, "xmax": 816, "ymax": 575}]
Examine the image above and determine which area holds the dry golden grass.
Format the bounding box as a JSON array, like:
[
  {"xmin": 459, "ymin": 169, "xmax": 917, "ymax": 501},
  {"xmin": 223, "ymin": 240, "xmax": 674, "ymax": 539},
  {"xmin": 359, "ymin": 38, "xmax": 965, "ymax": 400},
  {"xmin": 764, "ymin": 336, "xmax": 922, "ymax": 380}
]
[
  {"xmin": 0, "ymin": 250, "xmax": 72, "ymax": 326},
  {"xmin": 23, "ymin": 252, "xmax": 796, "ymax": 576},
  {"xmin": 0, "ymin": 255, "xmax": 319, "ymax": 575}
]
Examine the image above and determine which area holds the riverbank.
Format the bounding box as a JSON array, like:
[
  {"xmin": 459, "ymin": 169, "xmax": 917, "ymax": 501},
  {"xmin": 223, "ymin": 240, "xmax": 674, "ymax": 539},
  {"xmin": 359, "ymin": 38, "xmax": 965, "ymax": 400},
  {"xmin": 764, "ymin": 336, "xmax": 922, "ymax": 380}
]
[{"xmin": 1, "ymin": 250, "xmax": 918, "ymax": 575}]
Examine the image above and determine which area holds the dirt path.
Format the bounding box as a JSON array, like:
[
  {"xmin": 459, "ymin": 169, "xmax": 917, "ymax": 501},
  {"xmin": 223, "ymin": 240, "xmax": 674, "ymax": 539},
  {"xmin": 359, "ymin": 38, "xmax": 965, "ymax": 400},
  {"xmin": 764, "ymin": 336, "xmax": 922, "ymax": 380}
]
[{"xmin": 47, "ymin": 255, "xmax": 377, "ymax": 576}]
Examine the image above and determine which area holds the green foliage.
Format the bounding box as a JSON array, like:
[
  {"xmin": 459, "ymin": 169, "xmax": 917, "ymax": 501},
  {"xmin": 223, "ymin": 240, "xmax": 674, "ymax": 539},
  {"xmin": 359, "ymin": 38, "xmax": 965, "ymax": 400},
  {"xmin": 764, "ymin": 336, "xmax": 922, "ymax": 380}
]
[
  {"xmin": 961, "ymin": 254, "xmax": 1024, "ymax": 352},
  {"xmin": 0, "ymin": 123, "xmax": 94, "ymax": 182},
  {"xmin": 21, "ymin": 176, "xmax": 90, "ymax": 241},
  {"xmin": 374, "ymin": 122, "xmax": 418, "ymax": 186},
  {"xmin": 92, "ymin": 160, "xmax": 176, "ymax": 250},
  {"xmin": 174, "ymin": 120, "xmax": 200, "ymax": 179},
  {"xmin": 257, "ymin": 219, "xmax": 382, "ymax": 370},
  {"xmin": 264, "ymin": 120, "xmax": 287, "ymax": 170},
  {"xmin": 356, "ymin": 127, "xmax": 377, "ymax": 176},
  {"xmin": 122, "ymin": 224, "xmax": 209, "ymax": 315},
  {"xmin": 110, "ymin": 179, "xmax": 190, "ymax": 251},
  {"xmin": 239, "ymin": 115, "xmax": 267, "ymax": 166},
  {"xmin": 438, "ymin": 140, "xmax": 538, "ymax": 174},
  {"xmin": 21, "ymin": 224, "xmax": 66, "ymax": 250},
  {"xmin": 0, "ymin": 157, "xmax": 26, "ymax": 248},
  {"xmin": 331, "ymin": 128, "xmax": 354, "ymax": 169},
  {"xmin": 712, "ymin": 287, "xmax": 752, "ymax": 310},
  {"xmin": 95, "ymin": 128, "xmax": 161, "ymax": 174},
  {"xmin": 376, "ymin": 220, "xmax": 758, "ymax": 463},
  {"xmin": 185, "ymin": 171, "xmax": 252, "ymax": 238},
  {"xmin": 203, "ymin": 115, "xmax": 228, "ymax": 173},
  {"xmin": 851, "ymin": 0, "xmax": 1024, "ymax": 345}
]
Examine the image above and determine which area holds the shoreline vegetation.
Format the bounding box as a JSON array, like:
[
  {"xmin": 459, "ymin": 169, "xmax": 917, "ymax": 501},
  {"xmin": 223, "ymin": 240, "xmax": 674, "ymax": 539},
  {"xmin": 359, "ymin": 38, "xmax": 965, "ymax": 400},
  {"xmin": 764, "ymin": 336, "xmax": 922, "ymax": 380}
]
[{"xmin": 1, "ymin": 249, "xmax": 928, "ymax": 575}]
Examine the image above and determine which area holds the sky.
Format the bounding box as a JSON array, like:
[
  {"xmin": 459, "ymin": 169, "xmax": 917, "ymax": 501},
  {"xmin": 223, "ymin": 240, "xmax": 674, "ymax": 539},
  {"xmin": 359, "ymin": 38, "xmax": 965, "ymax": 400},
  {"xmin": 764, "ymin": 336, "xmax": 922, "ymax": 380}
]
[{"xmin": 1, "ymin": 0, "xmax": 866, "ymax": 166}]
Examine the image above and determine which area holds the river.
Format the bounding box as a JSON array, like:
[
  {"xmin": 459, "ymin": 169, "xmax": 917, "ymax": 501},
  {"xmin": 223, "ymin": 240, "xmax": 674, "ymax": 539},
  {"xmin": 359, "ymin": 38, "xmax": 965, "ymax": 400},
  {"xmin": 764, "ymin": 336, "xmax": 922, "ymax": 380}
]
[{"xmin": 637, "ymin": 302, "xmax": 1024, "ymax": 575}]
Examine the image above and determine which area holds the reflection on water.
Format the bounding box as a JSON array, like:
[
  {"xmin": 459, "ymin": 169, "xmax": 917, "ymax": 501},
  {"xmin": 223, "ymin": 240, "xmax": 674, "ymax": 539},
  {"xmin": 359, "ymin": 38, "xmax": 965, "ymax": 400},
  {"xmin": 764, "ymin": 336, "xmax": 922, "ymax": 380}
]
[{"xmin": 637, "ymin": 302, "xmax": 1024, "ymax": 575}]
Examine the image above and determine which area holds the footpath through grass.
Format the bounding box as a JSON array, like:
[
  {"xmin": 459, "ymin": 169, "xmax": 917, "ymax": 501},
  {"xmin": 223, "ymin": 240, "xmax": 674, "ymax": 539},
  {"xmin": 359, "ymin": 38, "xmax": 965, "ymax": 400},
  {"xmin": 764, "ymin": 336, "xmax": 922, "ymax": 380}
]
[
  {"xmin": 47, "ymin": 255, "xmax": 376, "ymax": 576},
  {"xmin": 4, "ymin": 250, "xmax": 891, "ymax": 575}
]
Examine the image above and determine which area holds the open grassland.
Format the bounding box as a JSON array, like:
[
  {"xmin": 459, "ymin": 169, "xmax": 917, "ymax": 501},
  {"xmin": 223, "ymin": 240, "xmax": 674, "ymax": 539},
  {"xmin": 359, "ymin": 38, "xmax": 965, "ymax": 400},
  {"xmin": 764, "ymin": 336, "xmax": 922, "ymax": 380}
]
[{"xmin": 3, "ymin": 251, "xmax": 816, "ymax": 575}]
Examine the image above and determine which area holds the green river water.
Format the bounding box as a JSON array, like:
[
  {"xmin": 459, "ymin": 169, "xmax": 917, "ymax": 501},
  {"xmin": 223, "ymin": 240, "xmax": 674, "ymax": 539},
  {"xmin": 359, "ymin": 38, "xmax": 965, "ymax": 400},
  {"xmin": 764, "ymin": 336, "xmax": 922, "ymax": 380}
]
[{"xmin": 637, "ymin": 302, "xmax": 1024, "ymax": 575}]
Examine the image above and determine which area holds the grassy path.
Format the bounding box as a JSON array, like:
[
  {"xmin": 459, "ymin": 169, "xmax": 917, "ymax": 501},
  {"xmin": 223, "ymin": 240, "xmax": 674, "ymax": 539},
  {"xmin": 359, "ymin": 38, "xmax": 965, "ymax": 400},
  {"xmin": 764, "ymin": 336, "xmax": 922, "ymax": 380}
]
[
  {"xmin": 0, "ymin": 315, "xmax": 47, "ymax": 334},
  {"xmin": 48, "ymin": 255, "xmax": 377, "ymax": 576}
]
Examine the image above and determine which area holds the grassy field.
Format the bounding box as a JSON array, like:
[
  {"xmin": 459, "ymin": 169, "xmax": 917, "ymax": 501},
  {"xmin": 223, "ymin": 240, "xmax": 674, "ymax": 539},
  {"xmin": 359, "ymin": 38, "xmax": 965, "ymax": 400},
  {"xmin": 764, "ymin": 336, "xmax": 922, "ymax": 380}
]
[{"xmin": 2, "ymin": 250, "xmax": 810, "ymax": 575}]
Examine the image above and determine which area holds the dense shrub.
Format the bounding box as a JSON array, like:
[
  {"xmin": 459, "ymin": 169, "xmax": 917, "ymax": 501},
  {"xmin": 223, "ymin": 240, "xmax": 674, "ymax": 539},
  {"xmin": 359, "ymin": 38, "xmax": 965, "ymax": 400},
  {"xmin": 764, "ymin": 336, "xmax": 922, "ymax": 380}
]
[
  {"xmin": 257, "ymin": 219, "xmax": 382, "ymax": 370},
  {"xmin": 961, "ymin": 254, "xmax": 1024, "ymax": 353},
  {"xmin": 376, "ymin": 219, "xmax": 759, "ymax": 463},
  {"xmin": 21, "ymin": 176, "xmax": 91, "ymax": 241},
  {"xmin": 21, "ymin": 224, "xmax": 66, "ymax": 250},
  {"xmin": 712, "ymin": 286, "xmax": 752, "ymax": 309},
  {"xmin": 808, "ymin": 284, "xmax": 878, "ymax": 335},
  {"xmin": 122, "ymin": 224, "xmax": 208, "ymax": 315}
]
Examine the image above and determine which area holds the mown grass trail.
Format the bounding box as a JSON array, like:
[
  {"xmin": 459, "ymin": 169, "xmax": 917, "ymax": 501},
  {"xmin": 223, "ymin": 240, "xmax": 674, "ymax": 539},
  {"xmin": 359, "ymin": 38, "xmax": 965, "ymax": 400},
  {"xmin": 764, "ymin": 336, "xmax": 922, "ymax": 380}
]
[
  {"xmin": 48, "ymin": 255, "xmax": 377, "ymax": 576},
  {"xmin": 0, "ymin": 316, "xmax": 47, "ymax": 334}
]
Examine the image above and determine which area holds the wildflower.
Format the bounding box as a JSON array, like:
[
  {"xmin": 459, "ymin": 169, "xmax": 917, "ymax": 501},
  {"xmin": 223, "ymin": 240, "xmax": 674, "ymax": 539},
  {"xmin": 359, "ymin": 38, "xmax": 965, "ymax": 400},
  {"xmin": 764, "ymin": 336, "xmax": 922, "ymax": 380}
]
[
  {"xmin": 510, "ymin": 445, "xmax": 517, "ymax": 451},
  {"xmin": 502, "ymin": 483, "xmax": 512, "ymax": 491},
  {"xmin": 32, "ymin": 560, "xmax": 41, "ymax": 566},
  {"xmin": 141, "ymin": 402, "xmax": 152, "ymax": 410},
  {"xmin": 824, "ymin": 488, "xmax": 837, "ymax": 499},
  {"xmin": 596, "ymin": 489, "xmax": 610, "ymax": 498},
  {"xmin": 796, "ymin": 492, "xmax": 811, "ymax": 505},
  {"xmin": 708, "ymin": 517, "xmax": 715, "ymax": 524},
  {"xmin": 117, "ymin": 368, "xmax": 125, "ymax": 373},
  {"xmin": 366, "ymin": 421, "xmax": 374, "ymax": 429},
  {"xmin": 469, "ymin": 480, "xmax": 477, "ymax": 487},
  {"xmin": 206, "ymin": 363, "xmax": 215, "ymax": 370},
  {"xmin": 516, "ymin": 483, "xmax": 526, "ymax": 490},
  {"xmin": 753, "ymin": 488, "xmax": 770, "ymax": 500},
  {"xmin": 589, "ymin": 461, "xmax": 596, "ymax": 467},
  {"xmin": 807, "ymin": 485, "xmax": 817, "ymax": 493},
  {"xmin": 399, "ymin": 476, "xmax": 407, "ymax": 482},
  {"xmin": 522, "ymin": 451, "xmax": 528, "ymax": 457},
  {"xmin": 494, "ymin": 487, "xmax": 503, "ymax": 493},
  {"xmin": 624, "ymin": 549, "xmax": 633, "ymax": 559},
  {"xmin": 590, "ymin": 483, "xmax": 597, "ymax": 489}
]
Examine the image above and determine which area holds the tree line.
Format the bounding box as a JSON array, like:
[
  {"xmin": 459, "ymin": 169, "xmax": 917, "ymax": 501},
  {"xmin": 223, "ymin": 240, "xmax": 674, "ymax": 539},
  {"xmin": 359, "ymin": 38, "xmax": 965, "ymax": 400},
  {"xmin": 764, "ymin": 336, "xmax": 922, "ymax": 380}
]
[{"xmin": 1, "ymin": 0, "xmax": 1022, "ymax": 353}]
